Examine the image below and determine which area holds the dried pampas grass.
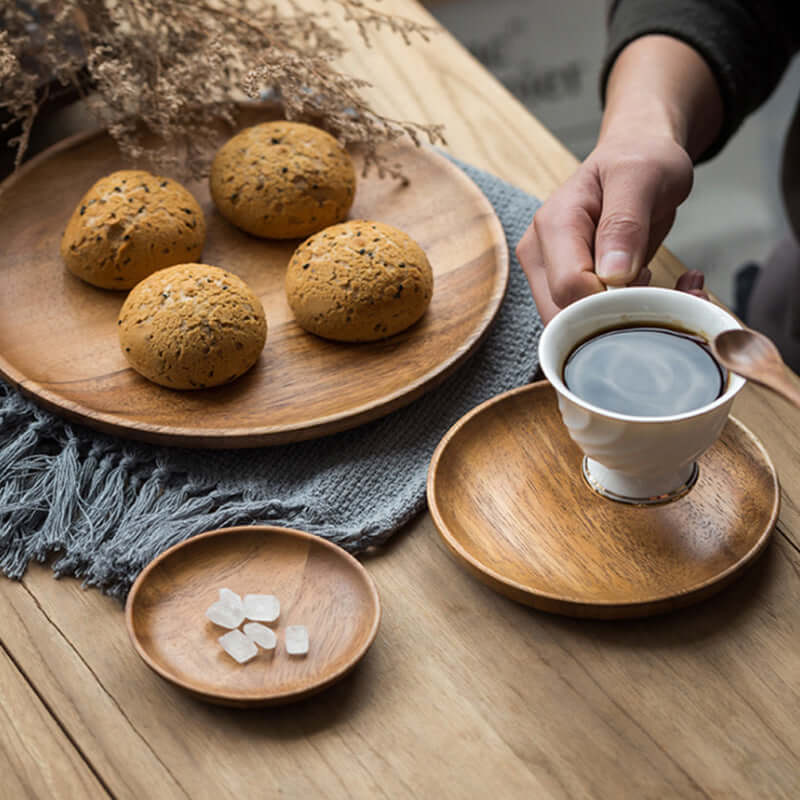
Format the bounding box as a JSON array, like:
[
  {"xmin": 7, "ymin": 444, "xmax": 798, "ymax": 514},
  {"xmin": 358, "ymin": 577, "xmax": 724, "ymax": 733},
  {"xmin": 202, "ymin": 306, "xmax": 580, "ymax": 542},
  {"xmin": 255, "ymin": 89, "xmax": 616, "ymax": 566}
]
[{"xmin": 1, "ymin": 1, "xmax": 446, "ymax": 181}]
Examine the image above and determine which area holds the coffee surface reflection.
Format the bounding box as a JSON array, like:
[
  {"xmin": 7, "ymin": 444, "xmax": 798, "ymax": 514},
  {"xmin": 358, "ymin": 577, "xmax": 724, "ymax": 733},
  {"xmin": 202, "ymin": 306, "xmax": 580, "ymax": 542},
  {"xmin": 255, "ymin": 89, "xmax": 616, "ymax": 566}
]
[{"xmin": 563, "ymin": 325, "xmax": 727, "ymax": 417}]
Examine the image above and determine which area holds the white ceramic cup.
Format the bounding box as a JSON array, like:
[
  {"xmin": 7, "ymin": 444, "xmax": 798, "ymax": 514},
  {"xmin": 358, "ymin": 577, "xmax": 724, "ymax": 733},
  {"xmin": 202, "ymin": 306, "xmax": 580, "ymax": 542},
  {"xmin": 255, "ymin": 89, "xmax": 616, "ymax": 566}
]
[{"xmin": 538, "ymin": 287, "xmax": 745, "ymax": 503}]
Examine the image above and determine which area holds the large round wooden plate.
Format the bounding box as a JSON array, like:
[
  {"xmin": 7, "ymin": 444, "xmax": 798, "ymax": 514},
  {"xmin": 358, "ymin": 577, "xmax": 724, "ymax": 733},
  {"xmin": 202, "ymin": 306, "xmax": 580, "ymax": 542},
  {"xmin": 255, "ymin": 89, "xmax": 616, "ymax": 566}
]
[
  {"xmin": 427, "ymin": 381, "xmax": 779, "ymax": 619},
  {"xmin": 0, "ymin": 108, "xmax": 508, "ymax": 447},
  {"xmin": 126, "ymin": 525, "xmax": 381, "ymax": 707}
]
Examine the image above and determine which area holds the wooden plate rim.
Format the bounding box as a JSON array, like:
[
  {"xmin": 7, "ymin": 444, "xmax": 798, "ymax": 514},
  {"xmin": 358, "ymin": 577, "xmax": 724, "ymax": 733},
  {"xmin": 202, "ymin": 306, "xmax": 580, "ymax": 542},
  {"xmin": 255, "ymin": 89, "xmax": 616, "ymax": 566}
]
[
  {"xmin": 0, "ymin": 126, "xmax": 509, "ymax": 447},
  {"xmin": 426, "ymin": 380, "xmax": 780, "ymax": 617},
  {"xmin": 124, "ymin": 525, "xmax": 381, "ymax": 704}
]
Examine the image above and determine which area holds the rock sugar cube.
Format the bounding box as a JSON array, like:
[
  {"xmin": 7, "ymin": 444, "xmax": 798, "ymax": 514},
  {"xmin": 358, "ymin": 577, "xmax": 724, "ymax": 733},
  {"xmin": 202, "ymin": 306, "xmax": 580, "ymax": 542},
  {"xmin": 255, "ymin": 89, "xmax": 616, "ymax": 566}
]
[
  {"xmin": 219, "ymin": 588, "xmax": 243, "ymax": 611},
  {"xmin": 218, "ymin": 629, "xmax": 258, "ymax": 664},
  {"xmin": 243, "ymin": 593, "xmax": 280, "ymax": 623},
  {"xmin": 206, "ymin": 600, "xmax": 245, "ymax": 629},
  {"xmin": 285, "ymin": 625, "xmax": 309, "ymax": 656},
  {"xmin": 243, "ymin": 622, "xmax": 277, "ymax": 651}
]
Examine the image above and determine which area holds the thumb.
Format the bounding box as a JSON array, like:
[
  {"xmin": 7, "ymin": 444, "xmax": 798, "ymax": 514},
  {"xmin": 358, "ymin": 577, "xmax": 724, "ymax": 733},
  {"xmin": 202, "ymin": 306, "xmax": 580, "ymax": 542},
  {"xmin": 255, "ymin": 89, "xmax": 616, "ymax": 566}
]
[{"xmin": 594, "ymin": 168, "xmax": 657, "ymax": 286}]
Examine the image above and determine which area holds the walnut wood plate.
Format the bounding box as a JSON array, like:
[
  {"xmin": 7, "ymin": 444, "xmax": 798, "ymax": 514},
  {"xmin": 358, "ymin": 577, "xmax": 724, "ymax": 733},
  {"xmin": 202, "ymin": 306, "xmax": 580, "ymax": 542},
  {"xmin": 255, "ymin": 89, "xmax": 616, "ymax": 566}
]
[
  {"xmin": 0, "ymin": 108, "xmax": 508, "ymax": 447},
  {"xmin": 427, "ymin": 381, "xmax": 779, "ymax": 619},
  {"xmin": 125, "ymin": 525, "xmax": 381, "ymax": 706}
]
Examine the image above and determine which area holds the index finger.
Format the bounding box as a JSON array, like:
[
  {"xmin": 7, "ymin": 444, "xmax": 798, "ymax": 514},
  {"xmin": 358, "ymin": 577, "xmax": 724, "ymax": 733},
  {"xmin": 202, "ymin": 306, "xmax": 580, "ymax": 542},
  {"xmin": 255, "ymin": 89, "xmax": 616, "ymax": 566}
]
[
  {"xmin": 515, "ymin": 225, "xmax": 564, "ymax": 323},
  {"xmin": 535, "ymin": 173, "xmax": 605, "ymax": 309}
]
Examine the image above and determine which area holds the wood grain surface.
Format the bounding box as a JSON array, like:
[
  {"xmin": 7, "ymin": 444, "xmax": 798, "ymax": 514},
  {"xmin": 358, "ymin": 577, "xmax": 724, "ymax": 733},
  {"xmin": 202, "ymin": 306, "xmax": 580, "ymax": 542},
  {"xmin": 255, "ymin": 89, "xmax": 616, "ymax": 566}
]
[
  {"xmin": 0, "ymin": 644, "xmax": 108, "ymax": 799},
  {"xmin": 3, "ymin": 1, "xmax": 800, "ymax": 797},
  {"xmin": 0, "ymin": 107, "xmax": 508, "ymax": 447},
  {"xmin": 126, "ymin": 526, "xmax": 381, "ymax": 706},
  {"xmin": 428, "ymin": 381, "xmax": 779, "ymax": 617}
]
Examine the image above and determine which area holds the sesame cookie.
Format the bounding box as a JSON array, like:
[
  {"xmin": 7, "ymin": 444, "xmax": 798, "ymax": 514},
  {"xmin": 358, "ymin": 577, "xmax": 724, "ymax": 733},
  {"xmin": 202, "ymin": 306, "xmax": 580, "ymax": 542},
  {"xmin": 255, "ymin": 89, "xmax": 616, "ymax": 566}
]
[
  {"xmin": 118, "ymin": 263, "xmax": 267, "ymax": 390},
  {"xmin": 209, "ymin": 121, "xmax": 356, "ymax": 239},
  {"xmin": 61, "ymin": 170, "xmax": 205, "ymax": 289},
  {"xmin": 285, "ymin": 220, "xmax": 433, "ymax": 342}
]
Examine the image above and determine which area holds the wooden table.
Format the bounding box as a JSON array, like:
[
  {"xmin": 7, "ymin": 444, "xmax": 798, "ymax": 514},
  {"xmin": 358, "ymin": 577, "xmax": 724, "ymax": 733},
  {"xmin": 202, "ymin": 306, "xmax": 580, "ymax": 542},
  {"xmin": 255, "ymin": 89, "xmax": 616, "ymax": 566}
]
[{"xmin": 3, "ymin": 3, "xmax": 800, "ymax": 797}]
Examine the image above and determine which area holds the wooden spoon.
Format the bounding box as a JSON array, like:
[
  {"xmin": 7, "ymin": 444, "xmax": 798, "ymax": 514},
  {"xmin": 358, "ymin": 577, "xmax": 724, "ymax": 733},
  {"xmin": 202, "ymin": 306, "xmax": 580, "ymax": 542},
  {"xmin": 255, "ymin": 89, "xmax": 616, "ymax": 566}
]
[{"xmin": 712, "ymin": 328, "xmax": 800, "ymax": 408}]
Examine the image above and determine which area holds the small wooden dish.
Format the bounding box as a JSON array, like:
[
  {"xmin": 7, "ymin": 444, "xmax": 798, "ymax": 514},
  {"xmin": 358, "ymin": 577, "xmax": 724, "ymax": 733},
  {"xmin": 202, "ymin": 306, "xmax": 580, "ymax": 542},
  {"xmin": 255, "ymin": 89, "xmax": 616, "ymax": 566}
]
[
  {"xmin": 427, "ymin": 381, "xmax": 779, "ymax": 619},
  {"xmin": 0, "ymin": 106, "xmax": 508, "ymax": 447},
  {"xmin": 125, "ymin": 526, "xmax": 381, "ymax": 706}
]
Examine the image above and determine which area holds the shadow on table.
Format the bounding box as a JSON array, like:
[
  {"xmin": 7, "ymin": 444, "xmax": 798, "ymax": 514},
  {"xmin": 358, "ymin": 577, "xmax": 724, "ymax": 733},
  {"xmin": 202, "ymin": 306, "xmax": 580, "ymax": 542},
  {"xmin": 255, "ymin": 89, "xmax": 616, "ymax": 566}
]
[
  {"xmin": 357, "ymin": 513, "xmax": 421, "ymax": 564},
  {"xmin": 183, "ymin": 641, "xmax": 378, "ymax": 735},
  {"xmin": 535, "ymin": 533, "xmax": 788, "ymax": 648}
]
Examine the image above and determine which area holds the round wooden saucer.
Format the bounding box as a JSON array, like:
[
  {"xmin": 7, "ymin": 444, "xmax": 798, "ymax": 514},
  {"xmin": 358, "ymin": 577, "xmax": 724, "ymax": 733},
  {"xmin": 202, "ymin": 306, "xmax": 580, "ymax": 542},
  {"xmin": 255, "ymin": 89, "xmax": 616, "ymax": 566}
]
[
  {"xmin": 126, "ymin": 526, "xmax": 380, "ymax": 706},
  {"xmin": 0, "ymin": 105, "xmax": 508, "ymax": 448},
  {"xmin": 427, "ymin": 381, "xmax": 779, "ymax": 619}
]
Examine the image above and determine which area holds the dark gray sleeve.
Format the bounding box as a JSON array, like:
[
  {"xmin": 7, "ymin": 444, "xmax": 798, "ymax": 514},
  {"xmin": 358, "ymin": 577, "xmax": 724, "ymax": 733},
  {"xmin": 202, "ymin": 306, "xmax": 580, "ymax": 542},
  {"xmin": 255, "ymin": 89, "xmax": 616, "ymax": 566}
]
[{"xmin": 601, "ymin": 0, "xmax": 800, "ymax": 160}]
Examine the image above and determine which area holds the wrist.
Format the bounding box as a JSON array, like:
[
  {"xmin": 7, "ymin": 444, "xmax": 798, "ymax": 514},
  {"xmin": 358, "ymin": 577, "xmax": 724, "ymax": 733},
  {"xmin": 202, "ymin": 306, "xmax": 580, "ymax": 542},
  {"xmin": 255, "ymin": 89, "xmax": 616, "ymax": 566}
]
[
  {"xmin": 599, "ymin": 102, "xmax": 689, "ymax": 152},
  {"xmin": 601, "ymin": 35, "xmax": 723, "ymax": 161}
]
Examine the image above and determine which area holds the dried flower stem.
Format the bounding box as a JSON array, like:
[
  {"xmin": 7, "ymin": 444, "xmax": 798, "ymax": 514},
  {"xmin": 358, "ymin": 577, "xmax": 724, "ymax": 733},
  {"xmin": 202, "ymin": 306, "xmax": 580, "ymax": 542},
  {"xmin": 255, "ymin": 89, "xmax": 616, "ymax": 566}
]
[{"xmin": 0, "ymin": 0, "xmax": 445, "ymax": 179}]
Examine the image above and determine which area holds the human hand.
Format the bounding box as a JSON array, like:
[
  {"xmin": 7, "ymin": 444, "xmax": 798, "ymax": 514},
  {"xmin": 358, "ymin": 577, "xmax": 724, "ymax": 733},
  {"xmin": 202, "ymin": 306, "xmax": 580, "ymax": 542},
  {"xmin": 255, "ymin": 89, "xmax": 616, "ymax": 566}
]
[{"xmin": 516, "ymin": 128, "xmax": 696, "ymax": 323}]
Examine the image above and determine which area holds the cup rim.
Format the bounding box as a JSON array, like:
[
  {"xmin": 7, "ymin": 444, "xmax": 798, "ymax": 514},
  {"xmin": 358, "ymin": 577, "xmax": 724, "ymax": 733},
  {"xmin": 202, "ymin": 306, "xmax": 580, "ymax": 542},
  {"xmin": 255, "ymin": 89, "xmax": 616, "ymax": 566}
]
[{"xmin": 538, "ymin": 287, "xmax": 746, "ymax": 424}]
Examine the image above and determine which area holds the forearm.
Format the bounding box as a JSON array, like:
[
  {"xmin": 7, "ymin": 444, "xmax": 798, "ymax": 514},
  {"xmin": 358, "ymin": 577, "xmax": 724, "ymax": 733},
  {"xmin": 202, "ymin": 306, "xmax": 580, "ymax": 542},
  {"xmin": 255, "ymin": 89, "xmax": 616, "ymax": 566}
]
[
  {"xmin": 603, "ymin": 1, "xmax": 800, "ymax": 161},
  {"xmin": 601, "ymin": 35, "xmax": 724, "ymax": 161}
]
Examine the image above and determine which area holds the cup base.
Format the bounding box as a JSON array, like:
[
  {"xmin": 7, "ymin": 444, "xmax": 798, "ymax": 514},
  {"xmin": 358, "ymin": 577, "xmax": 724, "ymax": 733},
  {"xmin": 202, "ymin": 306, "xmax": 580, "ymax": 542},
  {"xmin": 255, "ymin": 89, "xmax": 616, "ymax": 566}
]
[{"xmin": 582, "ymin": 458, "xmax": 699, "ymax": 506}]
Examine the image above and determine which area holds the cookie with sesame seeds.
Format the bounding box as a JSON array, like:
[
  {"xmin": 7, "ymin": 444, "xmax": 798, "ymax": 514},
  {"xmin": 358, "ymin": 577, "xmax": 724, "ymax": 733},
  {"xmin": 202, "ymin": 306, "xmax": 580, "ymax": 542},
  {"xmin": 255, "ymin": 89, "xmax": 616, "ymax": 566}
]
[
  {"xmin": 209, "ymin": 121, "xmax": 356, "ymax": 239},
  {"xmin": 60, "ymin": 170, "xmax": 205, "ymax": 290},
  {"xmin": 285, "ymin": 220, "xmax": 433, "ymax": 342},
  {"xmin": 117, "ymin": 263, "xmax": 267, "ymax": 390}
]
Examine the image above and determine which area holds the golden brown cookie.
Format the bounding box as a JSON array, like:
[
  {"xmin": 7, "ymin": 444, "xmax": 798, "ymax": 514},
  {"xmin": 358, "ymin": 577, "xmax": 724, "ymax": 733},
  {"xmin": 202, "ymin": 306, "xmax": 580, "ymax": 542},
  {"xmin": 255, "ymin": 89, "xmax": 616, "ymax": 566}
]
[
  {"xmin": 285, "ymin": 220, "xmax": 433, "ymax": 342},
  {"xmin": 61, "ymin": 170, "xmax": 205, "ymax": 289},
  {"xmin": 209, "ymin": 121, "xmax": 356, "ymax": 239},
  {"xmin": 118, "ymin": 263, "xmax": 267, "ymax": 390}
]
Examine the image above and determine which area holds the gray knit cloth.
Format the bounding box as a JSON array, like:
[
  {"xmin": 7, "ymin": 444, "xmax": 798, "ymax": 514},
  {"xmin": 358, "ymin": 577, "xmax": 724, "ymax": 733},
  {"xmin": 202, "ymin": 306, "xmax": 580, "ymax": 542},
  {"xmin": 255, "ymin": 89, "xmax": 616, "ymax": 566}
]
[{"xmin": 0, "ymin": 161, "xmax": 542, "ymax": 598}]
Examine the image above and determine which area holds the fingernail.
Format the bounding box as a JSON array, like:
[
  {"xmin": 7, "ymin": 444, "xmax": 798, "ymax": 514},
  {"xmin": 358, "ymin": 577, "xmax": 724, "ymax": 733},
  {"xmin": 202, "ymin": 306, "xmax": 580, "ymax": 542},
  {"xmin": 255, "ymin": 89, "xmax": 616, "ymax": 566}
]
[{"xmin": 597, "ymin": 250, "xmax": 632, "ymax": 280}]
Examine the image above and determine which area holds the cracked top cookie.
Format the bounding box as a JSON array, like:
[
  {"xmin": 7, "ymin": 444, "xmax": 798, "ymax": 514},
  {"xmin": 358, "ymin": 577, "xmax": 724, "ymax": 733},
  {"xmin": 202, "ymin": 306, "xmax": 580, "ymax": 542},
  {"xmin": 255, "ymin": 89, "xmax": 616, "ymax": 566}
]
[
  {"xmin": 117, "ymin": 263, "xmax": 267, "ymax": 390},
  {"xmin": 60, "ymin": 170, "xmax": 205, "ymax": 290},
  {"xmin": 285, "ymin": 220, "xmax": 433, "ymax": 342},
  {"xmin": 209, "ymin": 121, "xmax": 356, "ymax": 239}
]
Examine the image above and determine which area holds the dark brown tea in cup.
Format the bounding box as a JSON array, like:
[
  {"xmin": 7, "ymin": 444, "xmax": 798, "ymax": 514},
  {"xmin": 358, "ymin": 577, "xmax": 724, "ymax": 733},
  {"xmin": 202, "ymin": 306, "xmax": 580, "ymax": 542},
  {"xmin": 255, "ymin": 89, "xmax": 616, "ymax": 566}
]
[{"xmin": 562, "ymin": 324, "xmax": 727, "ymax": 417}]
